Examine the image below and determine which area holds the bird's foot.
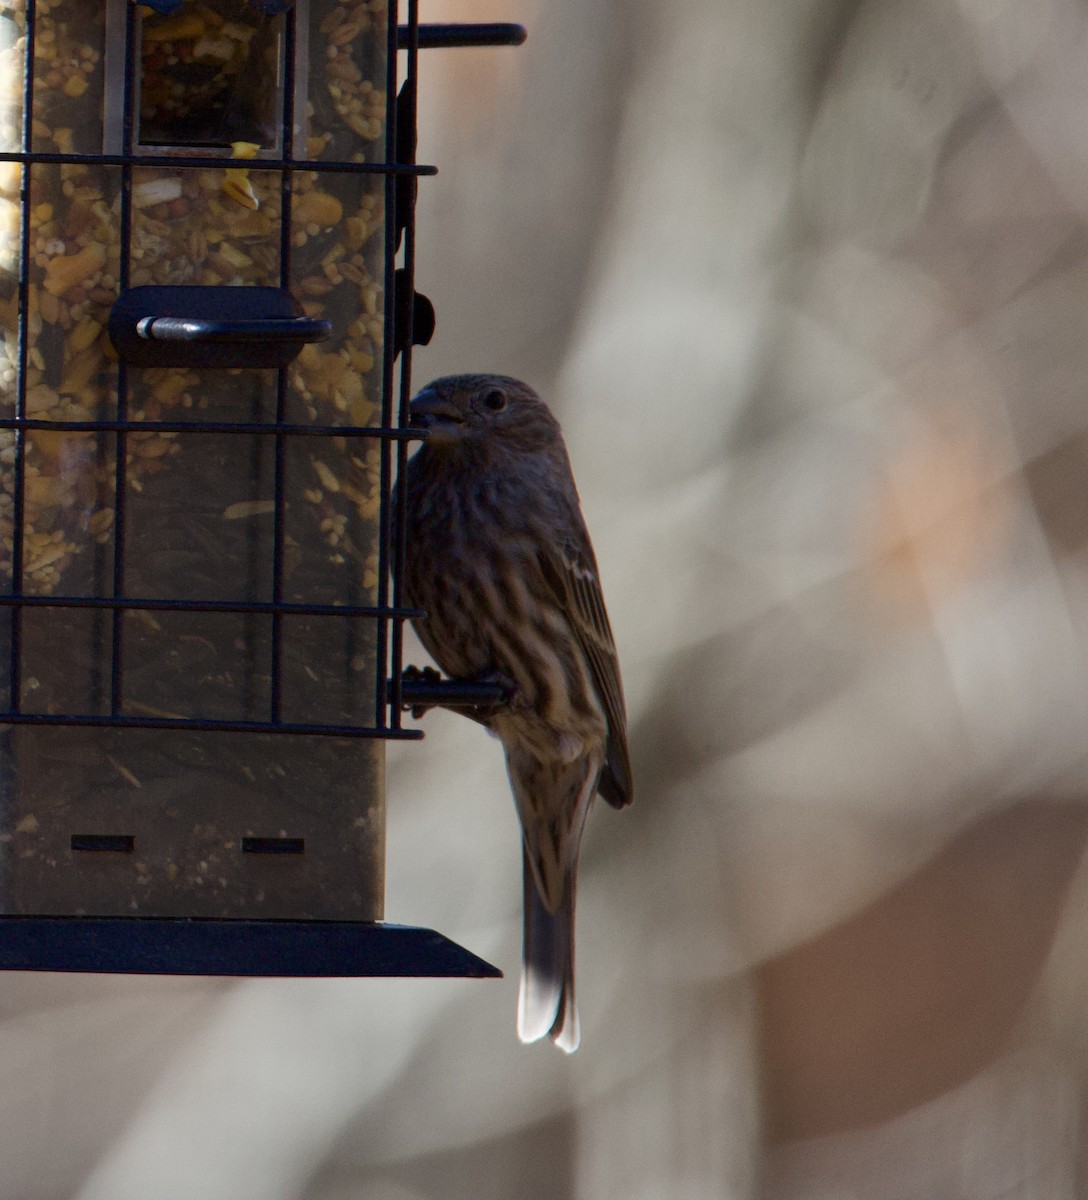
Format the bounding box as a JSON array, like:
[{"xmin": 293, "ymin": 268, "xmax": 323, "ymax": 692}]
[{"xmin": 400, "ymin": 664, "xmax": 443, "ymax": 719}]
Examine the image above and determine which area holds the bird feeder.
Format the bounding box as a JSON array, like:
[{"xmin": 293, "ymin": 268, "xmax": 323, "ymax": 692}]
[{"xmin": 0, "ymin": 0, "xmax": 522, "ymax": 977}]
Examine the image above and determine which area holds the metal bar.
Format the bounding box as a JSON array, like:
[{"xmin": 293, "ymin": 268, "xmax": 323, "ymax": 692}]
[
  {"xmin": 396, "ymin": 23, "xmax": 527, "ymax": 49},
  {"xmin": 269, "ymin": 7, "xmax": 297, "ymax": 727},
  {"xmin": 0, "ymin": 419, "xmax": 425, "ymax": 439},
  {"xmin": 386, "ymin": 0, "xmax": 425, "ymax": 732},
  {"xmin": 0, "ymin": 594, "xmax": 423, "ymax": 619},
  {"xmin": 110, "ymin": 0, "xmax": 138, "ymax": 718},
  {"xmin": 110, "ymin": 286, "xmax": 334, "ymax": 368},
  {"xmin": 135, "ymin": 316, "xmax": 331, "ymax": 345},
  {"xmin": 9, "ymin": 0, "xmax": 37, "ymax": 718},
  {"xmin": 267, "ymin": 435, "xmax": 288, "ymax": 740},
  {"xmin": 392, "ymin": 677, "xmax": 510, "ymax": 709},
  {"xmin": 0, "ymin": 711, "xmax": 423, "ymax": 739},
  {"xmin": 0, "ymin": 152, "xmax": 436, "ymax": 175},
  {"xmin": 375, "ymin": 1, "xmax": 406, "ymax": 734}
]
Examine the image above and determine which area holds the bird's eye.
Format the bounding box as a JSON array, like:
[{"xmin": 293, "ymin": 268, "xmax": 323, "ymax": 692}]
[{"xmin": 481, "ymin": 388, "xmax": 507, "ymax": 412}]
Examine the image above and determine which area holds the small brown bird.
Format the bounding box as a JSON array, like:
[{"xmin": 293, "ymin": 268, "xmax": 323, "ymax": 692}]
[{"xmin": 403, "ymin": 374, "xmax": 633, "ymax": 1052}]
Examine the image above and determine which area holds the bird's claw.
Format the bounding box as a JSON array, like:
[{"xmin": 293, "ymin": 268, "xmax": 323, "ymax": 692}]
[{"xmin": 400, "ymin": 664, "xmax": 443, "ymax": 719}]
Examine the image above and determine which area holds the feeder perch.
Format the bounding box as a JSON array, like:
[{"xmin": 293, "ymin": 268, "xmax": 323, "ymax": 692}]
[{"xmin": 0, "ymin": 0, "xmax": 524, "ymax": 979}]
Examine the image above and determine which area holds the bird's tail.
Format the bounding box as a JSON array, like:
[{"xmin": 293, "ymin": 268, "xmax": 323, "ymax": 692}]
[{"xmin": 517, "ymin": 848, "xmax": 580, "ymax": 1053}]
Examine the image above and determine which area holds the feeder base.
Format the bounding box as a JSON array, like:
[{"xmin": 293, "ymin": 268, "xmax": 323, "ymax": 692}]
[{"xmin": 0, "ymin": 917, "xmax": 501, "ymax": 978}]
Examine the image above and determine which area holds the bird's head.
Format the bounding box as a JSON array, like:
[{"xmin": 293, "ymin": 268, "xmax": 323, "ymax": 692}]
[{"xmin": 409, "ymin": 375, "xmax": 561, "ymax": 455}]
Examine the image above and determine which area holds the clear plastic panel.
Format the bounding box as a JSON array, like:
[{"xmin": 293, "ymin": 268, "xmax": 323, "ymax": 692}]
[
  {"xmin": 305, "ymin": 0, "xmax": 388, "ymax": 162},
  {"xmin": 0, "ymin": 0, "xmax": 391, "ymax": 921},
  {"xmin": 136, "ymin": 2, "xmax": 287, "ymax": 151}
]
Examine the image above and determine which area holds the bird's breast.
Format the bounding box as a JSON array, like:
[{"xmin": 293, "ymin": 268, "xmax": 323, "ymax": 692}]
[{"xmin": 404, "ymin": 461, "xmax": 608, "ymax": 740}]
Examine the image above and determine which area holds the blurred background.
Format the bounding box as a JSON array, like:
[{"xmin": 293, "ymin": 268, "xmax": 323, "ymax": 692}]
[{"xmin": 11, "ymin": 0, "xmax": 1088, "ymax": 1195}]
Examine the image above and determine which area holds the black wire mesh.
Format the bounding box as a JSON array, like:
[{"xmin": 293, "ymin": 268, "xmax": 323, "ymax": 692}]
[{"xmin": 0, "ymin": 0, "xmax": 431, "ymax": 741}]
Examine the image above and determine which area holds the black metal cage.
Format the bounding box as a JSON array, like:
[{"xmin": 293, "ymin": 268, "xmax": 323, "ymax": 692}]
[{"xmin": 0, "ymin": 0, "xmax": 519, "ymax": 977}]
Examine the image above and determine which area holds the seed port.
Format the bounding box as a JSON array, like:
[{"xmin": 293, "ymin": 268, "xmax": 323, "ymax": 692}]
[
  {"xmin": 71, "ymin": 835, "xmax": 136, "ymax": 853},
  {"xmin": 104, "ymin": 0, "xmax": 296, "ymax": 158},
  {"xmin": 241, "ymin": 836, "xmax": 305, "ymax": 854}
]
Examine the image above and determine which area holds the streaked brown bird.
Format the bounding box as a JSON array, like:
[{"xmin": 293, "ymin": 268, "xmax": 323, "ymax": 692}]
[{"xmin": 402, "ymin": 374, "xmax": 633, "ymax": 1052}]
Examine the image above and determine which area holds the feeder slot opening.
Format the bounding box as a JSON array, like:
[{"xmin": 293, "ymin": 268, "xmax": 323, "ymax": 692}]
[
  {"xmin": 71, "ymin": 834, "xmax": 136, "ymax": 853},
  {"xmin": 104, "ymin": 0, "xmax": 310, "ymax": 156},
  {"xmin": 241, "ymin": 836, "xmax": 305, "ymax": 854},
  {"xmin": 137, "ymin": 2, "xmax": 286, "ymax": 150}
]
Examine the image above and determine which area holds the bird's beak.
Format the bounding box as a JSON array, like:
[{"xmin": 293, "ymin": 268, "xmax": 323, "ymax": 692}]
[{"xmin": 409, "ymin": 391, "xmax": 465, "ymax": 442}]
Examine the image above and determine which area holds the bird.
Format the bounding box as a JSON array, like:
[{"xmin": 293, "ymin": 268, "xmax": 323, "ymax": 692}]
[{"xmin": 402, "ymin": 374, "xmax": 633, "ymax": 1052}]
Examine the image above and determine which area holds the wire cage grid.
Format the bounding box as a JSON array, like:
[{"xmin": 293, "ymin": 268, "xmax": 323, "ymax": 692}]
[{"xmin": 0, "ymin": 0, "xmax": 434, "ymax": 743}]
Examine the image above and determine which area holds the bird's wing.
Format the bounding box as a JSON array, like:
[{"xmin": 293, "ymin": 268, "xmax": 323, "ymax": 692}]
[{"xmin": 539, "ymin": 521, "xmax": 633, "ymax": 808}]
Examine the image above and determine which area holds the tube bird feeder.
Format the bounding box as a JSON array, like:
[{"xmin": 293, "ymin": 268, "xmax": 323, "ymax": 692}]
[{"xmin": 0, "ymin": 0, "xmax": 521, "ymax": 979}]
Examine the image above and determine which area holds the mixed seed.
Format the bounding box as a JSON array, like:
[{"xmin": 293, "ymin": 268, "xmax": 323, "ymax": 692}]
[{"xmin": 0, "ymin": 0, "xmax": 388, "ymax": 602}]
